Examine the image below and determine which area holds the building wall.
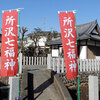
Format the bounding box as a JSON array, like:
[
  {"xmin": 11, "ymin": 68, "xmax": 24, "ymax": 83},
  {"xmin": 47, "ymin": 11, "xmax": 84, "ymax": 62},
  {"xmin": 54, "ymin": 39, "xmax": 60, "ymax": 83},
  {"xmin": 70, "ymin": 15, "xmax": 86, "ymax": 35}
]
[
  {"xmin": 38, "ymin": 37, "xmax": 47, "ymax": 46},
  {"xmin": 78, "ymin": 45, "xmax": 100, "ymax": 59},
  {"xmin": 87, "ymin": 46, "xmax": 100, "ymax": 59},
  {"xmin": 24, "ymin": 36, "xmax": 47, "ymax": 47},
  {"xmin": 80, "ymin": 46, "xmax": 87, "ymax": 59}
]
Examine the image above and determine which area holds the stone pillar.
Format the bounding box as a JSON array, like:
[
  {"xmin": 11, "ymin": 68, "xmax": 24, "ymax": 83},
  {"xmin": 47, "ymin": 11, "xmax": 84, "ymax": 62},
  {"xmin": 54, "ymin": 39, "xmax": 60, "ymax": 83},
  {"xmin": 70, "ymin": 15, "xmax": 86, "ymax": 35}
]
[
  {"xmin": 57, "ymin": 57, "xmax": 60, "ymax": 73},
  {"xmin": 89, "ymin": 75, "xmax": 99, "ymax": 100},
  {"xmin": 19, "ymin": 53, "xmax": 22, "ymax": 74},
  {"xmin": 21, "ymin": 69, "xmax": 28, "ymax": 100},
  {"xmin": 47, "ymin": 54, "xmax": 52, "ymax": 69},
  {"xmin": 9, "ymin": 77, "xmax": 19, "ymax": 100}
]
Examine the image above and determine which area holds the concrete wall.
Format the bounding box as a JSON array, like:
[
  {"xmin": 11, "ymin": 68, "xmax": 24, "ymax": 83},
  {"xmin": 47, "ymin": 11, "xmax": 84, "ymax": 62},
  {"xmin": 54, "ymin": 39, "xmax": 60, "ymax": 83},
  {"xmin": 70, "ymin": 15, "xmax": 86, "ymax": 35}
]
[{"xmin": 45, "ymin": 70, "xmax": 72, "ymax": 100}]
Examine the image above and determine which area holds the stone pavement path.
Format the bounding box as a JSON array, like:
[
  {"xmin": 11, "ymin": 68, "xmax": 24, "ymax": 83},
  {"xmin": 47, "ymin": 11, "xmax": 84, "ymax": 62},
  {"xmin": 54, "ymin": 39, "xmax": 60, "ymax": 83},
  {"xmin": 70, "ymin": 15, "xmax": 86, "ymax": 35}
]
[{"xmin": 29, "ymin": 70, "xmax": 61, "ymax": 100}]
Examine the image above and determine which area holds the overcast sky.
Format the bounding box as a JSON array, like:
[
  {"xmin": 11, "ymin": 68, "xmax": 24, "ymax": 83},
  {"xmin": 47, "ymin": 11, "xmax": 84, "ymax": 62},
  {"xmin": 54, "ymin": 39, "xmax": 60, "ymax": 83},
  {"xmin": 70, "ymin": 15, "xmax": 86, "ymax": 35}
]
[{"xmin": 0, "ymin": 0, "xmax": 100, "ymax": 33}]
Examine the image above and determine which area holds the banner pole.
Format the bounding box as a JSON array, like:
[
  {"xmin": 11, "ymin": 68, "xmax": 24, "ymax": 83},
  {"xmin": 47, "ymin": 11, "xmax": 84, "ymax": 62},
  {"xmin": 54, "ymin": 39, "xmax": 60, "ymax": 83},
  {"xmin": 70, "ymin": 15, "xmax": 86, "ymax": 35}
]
[
  {"xmin": 77, "ymin": 66, "xmax": 80, "ymax": 100},
  {"xmin": 74, "ymin": 11, "xmax": 80, "ymax": 100},
  {"xmin": 2, "ymin": 8, "xmax": 24, "ymax": 12},
  {"xmin": 17, "ymin": 8, "xmax": 24, "ymax": 97},
  {"xmin": 17, "ymin": 8, "xmax": 20, "ymax": 97}
]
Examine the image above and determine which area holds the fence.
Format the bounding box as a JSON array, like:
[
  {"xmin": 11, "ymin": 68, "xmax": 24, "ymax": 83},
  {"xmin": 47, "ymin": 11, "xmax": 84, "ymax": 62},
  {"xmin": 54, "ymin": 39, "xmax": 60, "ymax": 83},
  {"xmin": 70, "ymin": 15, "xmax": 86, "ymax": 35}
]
[
  {"xmin": 78, "ymin": 59, "xmax": 100, "ymax": 72},
  {"xmin": 22, "ymin": 56, "xmax": 47, "ymax": 66},
  {"xmin": 9, "ymin": 54, "xmax": 100, "ymax": 73},
  {"xmin": 47, "ymin": 54, "xmax": 100, "ymax": 73}
]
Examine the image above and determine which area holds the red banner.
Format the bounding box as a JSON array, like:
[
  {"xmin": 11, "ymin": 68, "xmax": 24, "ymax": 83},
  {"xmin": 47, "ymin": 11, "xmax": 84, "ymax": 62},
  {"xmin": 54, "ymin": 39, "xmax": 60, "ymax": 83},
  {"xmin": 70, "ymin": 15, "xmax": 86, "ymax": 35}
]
[
  {"xmin": 1, "ymin": 11, "xmax": 18, "ymax": 77},
  {"xmin": 58, "ymin": 12, "xmax": 78, "ymax": 79}
]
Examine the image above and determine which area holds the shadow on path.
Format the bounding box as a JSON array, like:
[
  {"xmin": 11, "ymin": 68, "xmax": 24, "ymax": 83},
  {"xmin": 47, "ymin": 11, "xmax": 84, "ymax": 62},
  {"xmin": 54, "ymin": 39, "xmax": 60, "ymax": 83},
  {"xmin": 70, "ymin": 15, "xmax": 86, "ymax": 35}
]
[
  {"xmin": 21, "ymin": 69, "xmax": 56, "ymax": 100},
  {"xmin": 28, "ymin": 73, "xmax": 34, "ymax": 100},
  {"xmin": 34, "ymin": 71, "xmax": 56, "ymax": 100},
  {"xmin": 34, "ymin": 78, "xmax": 53, "ymax": 93}
]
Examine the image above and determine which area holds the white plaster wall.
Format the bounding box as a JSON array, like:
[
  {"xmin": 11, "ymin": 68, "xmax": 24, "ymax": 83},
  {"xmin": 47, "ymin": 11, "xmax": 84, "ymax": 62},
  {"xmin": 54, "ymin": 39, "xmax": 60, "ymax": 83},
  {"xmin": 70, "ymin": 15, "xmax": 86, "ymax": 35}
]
[
  {"xmin": 38, "ymin": 37, "xmax": 47, "ymax": 46},
  {"xmin": 24, "ymin": 36, "xmax": 47, "ymax": 47},
  {"xmin": 80, "ymin": 46, "xmax": 87, "ymax": 59},
  {"xmin": 96, "ymin": 56, "xmax": 100, "ymax": 59},
  {"xmin": 52, "ymin": 49, "xmax": 59, "ymax": 57}
]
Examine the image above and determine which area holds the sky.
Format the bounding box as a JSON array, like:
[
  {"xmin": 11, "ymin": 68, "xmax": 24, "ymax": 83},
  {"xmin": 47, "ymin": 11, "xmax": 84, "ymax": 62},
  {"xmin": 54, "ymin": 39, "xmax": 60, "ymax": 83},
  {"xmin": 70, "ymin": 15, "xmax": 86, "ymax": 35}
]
[{"xmin": 0, "ymin": 0, "xmax": 100, "ymax": 34}]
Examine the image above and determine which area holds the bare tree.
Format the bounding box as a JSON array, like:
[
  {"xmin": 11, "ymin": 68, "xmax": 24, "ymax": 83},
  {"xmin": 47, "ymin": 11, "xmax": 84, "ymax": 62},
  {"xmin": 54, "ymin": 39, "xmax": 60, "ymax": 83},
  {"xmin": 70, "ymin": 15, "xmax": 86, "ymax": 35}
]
[
  {"xmin": 46, "ymin": 30, "xmax": 60, "ymax": 45},
  {"xmin": 20, "ymin": 26, "xmax": 28, "ymax": 53},
  {"xmin": 29, "ymin": 28, "xmax": 41, "ymax": 47},
  {"xmin": 29, "ymin": 28, "xmax": 43, "ymax": 56},
  {"xmin": 26, "ymin": 28, "xmax": 60, "ymax": 56}
]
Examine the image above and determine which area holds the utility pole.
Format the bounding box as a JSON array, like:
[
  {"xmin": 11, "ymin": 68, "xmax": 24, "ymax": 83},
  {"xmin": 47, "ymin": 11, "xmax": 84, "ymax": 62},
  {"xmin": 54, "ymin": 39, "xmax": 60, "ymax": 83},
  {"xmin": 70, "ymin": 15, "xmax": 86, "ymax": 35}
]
[{"xmin": 43, "ymin": 16, "xmax": 46, "ymax": 31}]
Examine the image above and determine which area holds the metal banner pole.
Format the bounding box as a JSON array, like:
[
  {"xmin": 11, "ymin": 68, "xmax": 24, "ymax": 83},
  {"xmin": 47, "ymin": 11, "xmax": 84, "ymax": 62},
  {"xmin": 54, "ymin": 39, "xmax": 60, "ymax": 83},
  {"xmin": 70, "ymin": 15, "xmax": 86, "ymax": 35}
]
[
  {"xmin": 18, "ymin": 8, "xmax": 20, "ymax": 97},
  {"xmin": 74, "ymin": 11, "xmax": 80, "ymax": 100},
  {"xmin": 17, "ymin": 8, "xmax": 24, "ymax": 97}
]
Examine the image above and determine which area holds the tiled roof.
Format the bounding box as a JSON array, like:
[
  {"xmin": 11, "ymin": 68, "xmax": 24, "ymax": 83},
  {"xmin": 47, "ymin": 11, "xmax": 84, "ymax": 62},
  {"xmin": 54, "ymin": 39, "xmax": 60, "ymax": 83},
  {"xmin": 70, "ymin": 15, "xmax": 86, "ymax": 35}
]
[{"xmin": 48, "ymin": 20, "xmax": 100, "ymax": 45}]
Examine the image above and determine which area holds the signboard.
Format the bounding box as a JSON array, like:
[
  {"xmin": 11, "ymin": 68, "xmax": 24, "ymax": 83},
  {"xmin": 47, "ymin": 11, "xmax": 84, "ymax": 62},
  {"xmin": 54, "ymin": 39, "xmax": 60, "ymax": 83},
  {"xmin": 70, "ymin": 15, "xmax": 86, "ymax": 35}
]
[
  {"xmin": 1, "ymin": 10, "xmax": 18, "ymax": 77},
  {"xmin": 52, "ymin": 49, "xmax": 59, "ymax": 57},
  {"xmin": 58, "ymin": 12, "xmax": 78, "ymax": 79}
]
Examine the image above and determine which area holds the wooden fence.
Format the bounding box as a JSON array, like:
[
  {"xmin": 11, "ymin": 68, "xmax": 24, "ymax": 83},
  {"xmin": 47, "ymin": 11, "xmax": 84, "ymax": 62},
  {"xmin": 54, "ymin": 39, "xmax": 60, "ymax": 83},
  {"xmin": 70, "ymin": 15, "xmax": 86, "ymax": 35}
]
[
  {"xmin": 78, "ymin": 59, "xmax": 100, "ymax": 72},
  {"xmin": 21, "ymin": 54, "xmax": 100, "ymax": 73},
  {"xmin": 47, "ymin": 54, "xmax": 100, "ymax": 73},
  {"xmin": 22, "ymin": 56, "xmax": 47, "ymax": 66}
]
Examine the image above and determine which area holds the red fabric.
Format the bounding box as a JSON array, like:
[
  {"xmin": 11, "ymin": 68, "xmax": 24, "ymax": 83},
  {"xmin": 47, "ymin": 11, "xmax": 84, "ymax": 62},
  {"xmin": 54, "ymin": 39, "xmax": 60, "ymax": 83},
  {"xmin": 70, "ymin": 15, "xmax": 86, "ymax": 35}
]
[
  {"xmin": 59, "ymin": 12, "xmax": 78, "ymax": 79},
  {"xmin": 1, "ymin": 11, "xmax": 18, "ymax": 77}
]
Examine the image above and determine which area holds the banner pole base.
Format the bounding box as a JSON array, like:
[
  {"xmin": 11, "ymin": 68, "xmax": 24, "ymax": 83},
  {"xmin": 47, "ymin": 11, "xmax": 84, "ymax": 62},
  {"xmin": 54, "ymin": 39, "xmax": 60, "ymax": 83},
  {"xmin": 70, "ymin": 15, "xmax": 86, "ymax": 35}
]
[{"xmin": 77, "ymin": 74, "xmax": 80, "ymax": 100}]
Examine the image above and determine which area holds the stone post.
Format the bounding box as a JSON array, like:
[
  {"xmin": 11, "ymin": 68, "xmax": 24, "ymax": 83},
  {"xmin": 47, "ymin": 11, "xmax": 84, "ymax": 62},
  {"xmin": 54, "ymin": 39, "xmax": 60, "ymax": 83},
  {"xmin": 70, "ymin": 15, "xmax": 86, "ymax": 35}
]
[
  {"xmin": 19, "ymin": 53, "xmax": 22, "ymax": 74},
  {"xmin": 9, "ymin": 77, "xmax": 19, "ymax": 100},
  {"xmin": 47, "ymin": 54, "xmax": 52, "ymax": 69},
  {"xmin": 89, "ymin": 75, "xmax": 99, "ymax": 100},
  {"xmin": 57, "ymin": 57, "xmax": 60, "ymax": 73}
]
